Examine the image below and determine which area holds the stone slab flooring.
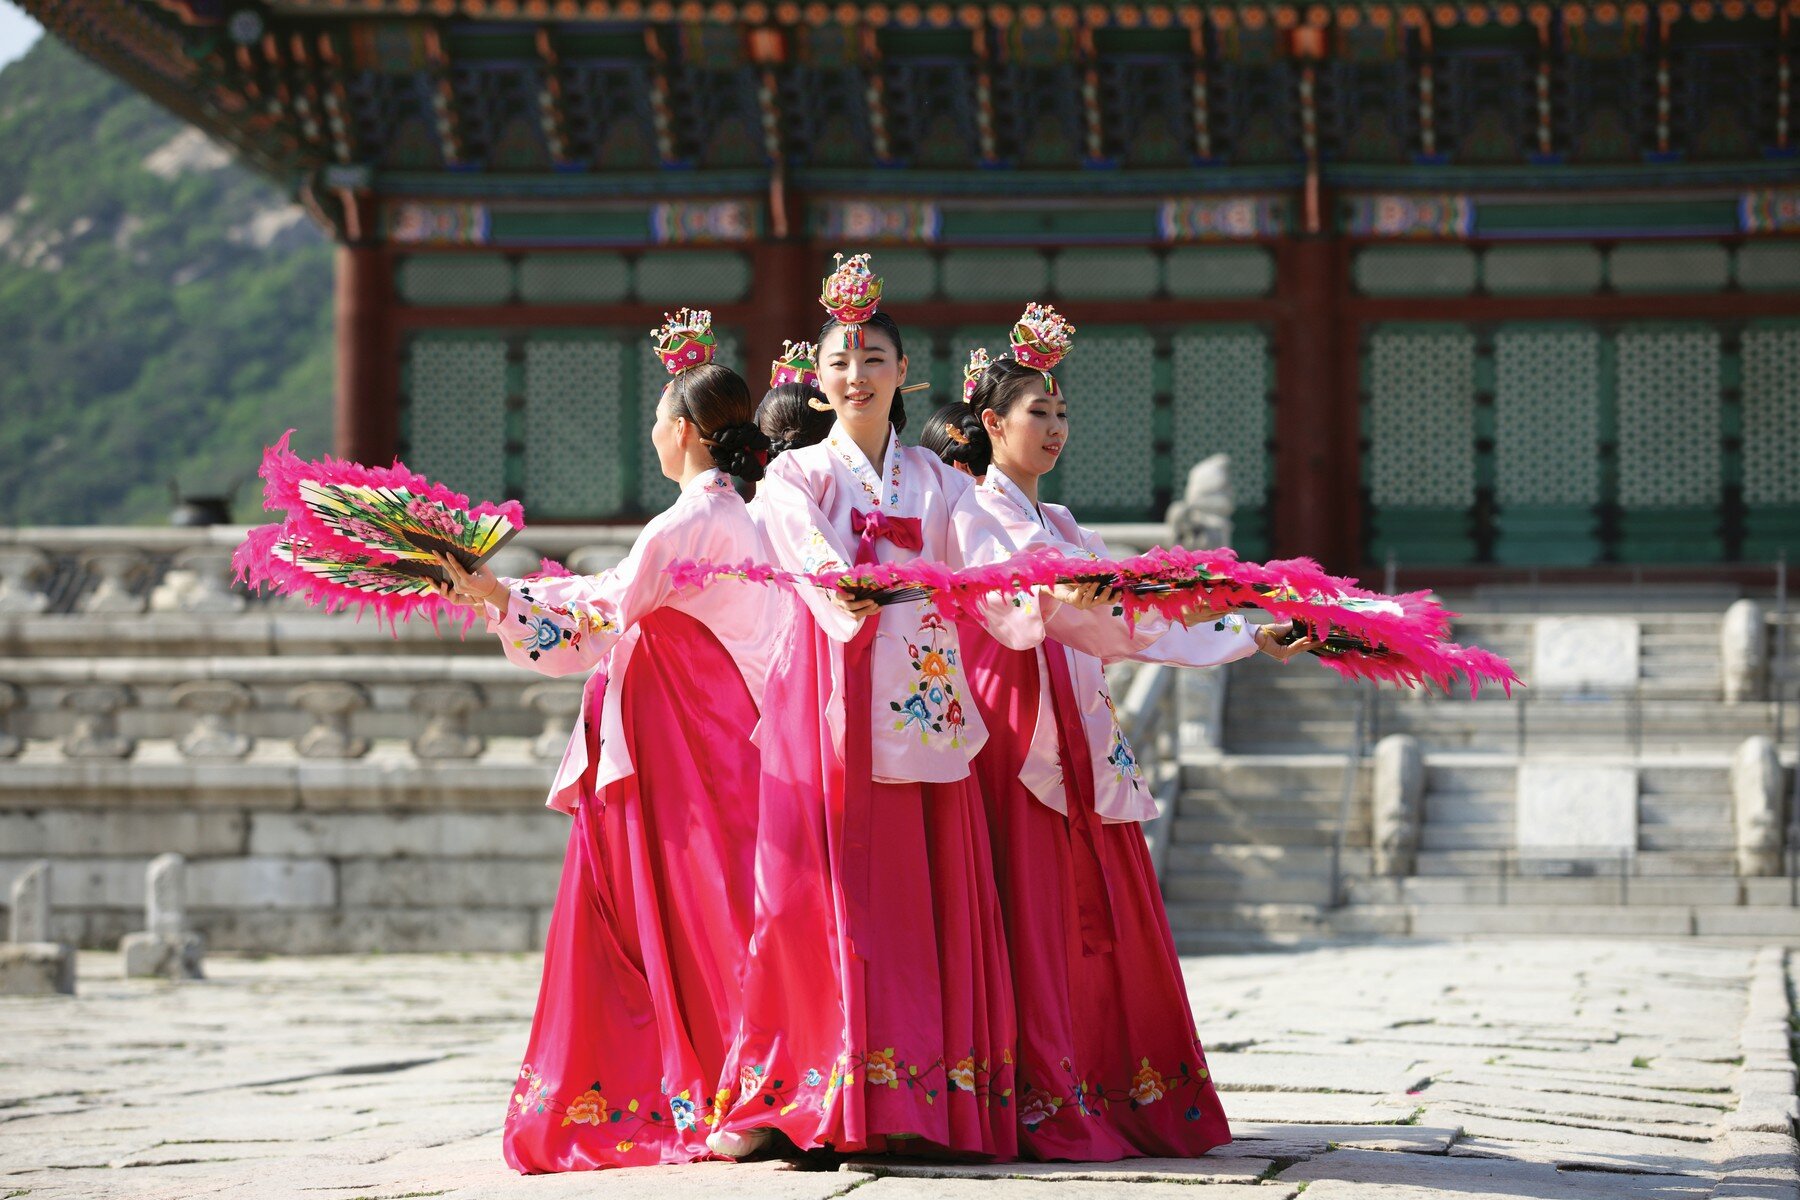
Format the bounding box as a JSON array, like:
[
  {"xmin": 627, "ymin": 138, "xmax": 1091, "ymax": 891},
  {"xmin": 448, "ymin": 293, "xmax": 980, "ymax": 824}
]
[{"xmin": 2, "ymin": 940, "xmax": 1796, "ymax": 1199}]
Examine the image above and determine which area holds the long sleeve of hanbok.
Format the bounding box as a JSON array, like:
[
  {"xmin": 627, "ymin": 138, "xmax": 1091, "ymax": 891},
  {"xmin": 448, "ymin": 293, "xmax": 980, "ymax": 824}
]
[
  {"xmin": 1131, "ymin": 609, "xmax": 1259, "ymax": 668},
  {"xmin": 940, "ymin": 468, "xmax": 1048, "ymax": 653},
  {"xmin": 482, "ymin": 527, "xmax": 684, "ymax": 677},
  {"xmin": 754, "ymin": 461, "xmax": 860, "ymax": 644},
  {"xmin": 1042, "ymin": 524, "xmax": 1168, "ymax": 663}
]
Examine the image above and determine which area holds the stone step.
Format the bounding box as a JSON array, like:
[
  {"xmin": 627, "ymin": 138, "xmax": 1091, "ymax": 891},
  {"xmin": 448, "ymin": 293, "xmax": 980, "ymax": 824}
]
[
  {"xmin": 1175, "ymin": 792, "xmax": 1350, "ymax": 821},
  {"xmin": 1164, "ymin": 843, "xmax": 1374, "ymax": 877},
  {"xmin": 1423, "ymin": 792, "xmax": 1729, "ymax": 826},
  {"xmin": 1170, "ymin": 817, "xmax": 1365, "ymax": 848},
  {"xmin": 1640, "ymin": 826, "xmax": 1738, "ymax": 851},
  {"xmin": 1405, "ymin": 905, "xmax": 1699, "ymax": 937},
  {"xmin": 1348, "ymin": 876, "xmax": 1746, "ymax": 907},
  {"xmin": 1419, "ymin": 823, "xmax": 1514, "ymax": 850},
  {"xmin": 1413, "ymin": 848, "xmax": 1739, "ymax": 876},
  {"xmin": 1181, "ymin": 757, "xmax": 1369, "ymax": 797},
  {"xmin": 1163, "ymin": 873, "xmax": 1340, "ymax": 904},
  {"xmin": 1164, "ymin": 902, "xmax": 1412, "ymax": 946},
  {"xmin": 1417, "ymin": 824, "xmax": 1737, "ymax": 852}
]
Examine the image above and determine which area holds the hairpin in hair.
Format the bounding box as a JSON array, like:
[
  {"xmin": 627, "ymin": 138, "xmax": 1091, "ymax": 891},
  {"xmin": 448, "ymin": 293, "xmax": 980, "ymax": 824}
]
[
  {"xmin": 1009, "ymin": 302, "xmax": 1075, "ymax": 395},
  {"xmin": 943, "ymin": 422, "xmax": 971, "ymax": 447},
  {"xmin": 820, "ymin": 252, "xmax": 883, "ymax": 348},
  {"xmin": 652, "ymin": 307, "xmax": 717, "ymax": 375},
  {"xmin": 962, "ymin": 347, "xmax": 992, "ymax": 402},
  {"xmin": 770, "ymin": 339, "xmax": 820, "ymax": 390}
]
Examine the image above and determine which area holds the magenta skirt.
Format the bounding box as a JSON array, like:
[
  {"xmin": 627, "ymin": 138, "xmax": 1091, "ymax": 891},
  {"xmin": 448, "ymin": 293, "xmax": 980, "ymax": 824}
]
[
  {"xmin": 712, "ymin": 613, "xmax": 1019, "ymax": 1159},
  {"xmin": 502, "ymin": 608, "xmax": 761, "ymax": 1172},
  {"xmin": 961, "ymin": 626, "xmax": 1232, "ymax": 1162}
]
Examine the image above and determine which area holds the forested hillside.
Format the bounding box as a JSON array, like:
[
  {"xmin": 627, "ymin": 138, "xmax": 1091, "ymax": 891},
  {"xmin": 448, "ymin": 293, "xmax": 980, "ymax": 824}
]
[{"xmin": 0, "ymin": 36, "xmax": 334, "ymax": 525}]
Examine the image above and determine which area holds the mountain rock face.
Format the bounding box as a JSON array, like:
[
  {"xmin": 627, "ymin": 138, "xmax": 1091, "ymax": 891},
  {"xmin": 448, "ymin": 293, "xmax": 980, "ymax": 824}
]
[{"xmin": 0, "ymin": 36, "xmax": 334, "ymax": 526}]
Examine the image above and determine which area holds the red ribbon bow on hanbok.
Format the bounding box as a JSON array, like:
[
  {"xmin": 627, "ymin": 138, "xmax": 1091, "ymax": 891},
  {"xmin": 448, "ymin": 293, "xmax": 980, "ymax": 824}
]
[
  {"xmin": 842, "ymin": 507, "xmax": 923, "ymax": 960},
  {"xmin": 849, "ymin": 507, "xmax": 923, "ymax": 552}
]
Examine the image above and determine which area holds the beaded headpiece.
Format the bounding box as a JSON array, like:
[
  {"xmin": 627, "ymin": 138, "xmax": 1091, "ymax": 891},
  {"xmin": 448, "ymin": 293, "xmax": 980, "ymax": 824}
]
[
  {"xmin": 1008, "ymin": 302, "xmax": 1076, "ymax": 395},
  {"xmin": 652, "ymin": 307, "xmax": 717, "ymax": 375},
  {"xmin": 962, "ymin": 347, "xmax": 992, "ymax": 403},
  {"xmin": 770, "ymin": 339, "xmax": 820, "ymax": 390},
  {"xmin": 819, "ymin": 252, "xmax": 884, "ymax": 349}
]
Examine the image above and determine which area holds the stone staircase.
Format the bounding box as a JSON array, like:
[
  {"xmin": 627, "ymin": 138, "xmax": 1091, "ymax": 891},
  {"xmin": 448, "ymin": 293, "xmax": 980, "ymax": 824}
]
[{"xmin": 1158, "ymin": 596, "xmax": 1800, "ymax": 945}]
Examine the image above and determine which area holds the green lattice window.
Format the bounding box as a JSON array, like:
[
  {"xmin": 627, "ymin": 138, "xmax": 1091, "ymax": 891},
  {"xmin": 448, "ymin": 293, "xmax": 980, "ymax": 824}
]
[
  {"xmin": 1491, "ymin": 327, "xmax": 1603, "ymax": 565},
  {"xmin": 404, "ymin": 336, "xmax": 509, "ymax": 501},
  {"xmin": 524, "ymin": 336, "xmax": 627, "ymax": 519},
  {"xmin": 1741, "ymin": 321, "xmax": 1800, "ymax": 562},
  {"xmin": 1054, "ymin": 328, "xmax": 1157, "ymax": 520},
  {"xmin": 1172, "ymin": 327, "xmax": 1272, "ymax": 556},
  {"xmin": 1364, "ymin": 325, "xmax": 1477, "ymax": 564}
]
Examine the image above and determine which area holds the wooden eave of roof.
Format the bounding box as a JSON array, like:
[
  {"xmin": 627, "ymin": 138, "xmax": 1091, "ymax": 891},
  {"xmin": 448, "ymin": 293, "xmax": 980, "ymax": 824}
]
[
  {"xmin": 258, "ymin": 0, "xmax": 1795, "ymax": 29},
  {"xmin": 21, "ymin": 0, "xmax": 304, "ymax": 181}
]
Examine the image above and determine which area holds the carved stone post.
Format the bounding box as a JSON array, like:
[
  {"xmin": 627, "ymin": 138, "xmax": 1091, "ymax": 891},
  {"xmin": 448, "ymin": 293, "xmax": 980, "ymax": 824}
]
[
  {"xmin": 521, "ymin": 680, "xmax": 584, "ymax": 760},
  {"xmin": 291, "ymin": 682, "xmax": 370, "ymax": 759},
  {"xmin": 77, "ymin": 548, "xmax": 150, "ymax": 614},
  {"xmin": 0, "ymin": 546, "xmax": 52, "ymax": 613},
  {"xmin": 1722, "ymin": 599, "xmax": 1767, "ymax": 705},
  {"xmin": 1733, "ymin": 735, "xmax": 1784, "ymax": 877},
  {"xmin": 1, "ymin": 861, "xmax": 76, "ymax": 996},
  {"xmin": 1372, "ymin": 734, "xmax": 1423, "ymax": 878},
  {"xmin": 0, "ymin": 681, "xmax": 21, "ymax": 759},
  {"xmin": 120, "ymin": 853, "xmax": 205, "ymax": 980},
  {"xmin": 173, "ymin": 680, "xmax": 254, "ymax": 759},
  {"xmin": 8, "ymin": 861, "xmax": 49, "ymax": 944},
  {"xmin": 59, "ymin": 684, "xmax": 135, "ymax": 759},
  {"xmin": 412, "ymin": 682, "xmax": 484, "ymax": 760}
]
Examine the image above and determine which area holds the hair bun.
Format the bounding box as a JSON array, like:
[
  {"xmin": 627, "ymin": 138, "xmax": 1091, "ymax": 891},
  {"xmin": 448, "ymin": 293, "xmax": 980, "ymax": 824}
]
[{"xmin": 708, "ymin": 421, "xmax": 772, "ymax": 483}]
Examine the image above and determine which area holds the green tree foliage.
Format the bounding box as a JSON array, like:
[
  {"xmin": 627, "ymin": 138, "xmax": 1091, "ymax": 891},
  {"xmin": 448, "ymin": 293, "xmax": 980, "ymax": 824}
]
[{"xmin": 0, "ymin": 36, "xmax": 334, "ymax": 525}]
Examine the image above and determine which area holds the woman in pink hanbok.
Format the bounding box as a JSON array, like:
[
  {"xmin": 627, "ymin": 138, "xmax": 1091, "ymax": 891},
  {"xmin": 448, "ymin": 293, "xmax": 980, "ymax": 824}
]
[
  {"xmin": 435, "ymin": 309, "xmax": 783, "ymax": 1173},
  {"xmin": 706, "ymin": 257, "xmax": 1105, "ymax": 1162},
  {"xmin": 944, "ymin": 307, "xmax": 1320, "ymax": 1162}
]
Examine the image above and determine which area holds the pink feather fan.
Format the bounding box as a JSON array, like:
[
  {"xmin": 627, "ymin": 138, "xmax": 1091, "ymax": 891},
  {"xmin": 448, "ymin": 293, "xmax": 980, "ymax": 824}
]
[
  {"xmin": 665, "ymin": 544, "xmax": 1518, "ymax": 697},
  {"xmin": 234, "ymin": 430, "xmax": 528, "ymax": 630}
]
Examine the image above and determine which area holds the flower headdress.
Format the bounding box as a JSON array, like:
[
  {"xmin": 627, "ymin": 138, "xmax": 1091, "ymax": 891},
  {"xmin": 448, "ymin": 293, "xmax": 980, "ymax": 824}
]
[
  {"xmin": 770, "ymin": 339, "xmax": 820, "ymax": 390},
  {"xmin": 652, "ymin": 307, "xmax": 717, "ymax": 375},
  {"xmin": 962, "ymin": 347, "xmax": 992, "ymax": 403},
  {"xmin": 819, "ymin": 252, "xmax": 883, "ymax": 349},
  {"xmin": 1009, "ymin": 302, "xmax": 1076, "ymax": 395}
]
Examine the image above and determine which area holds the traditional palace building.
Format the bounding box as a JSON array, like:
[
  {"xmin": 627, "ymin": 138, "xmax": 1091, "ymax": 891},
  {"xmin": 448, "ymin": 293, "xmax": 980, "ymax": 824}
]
[{"xmin": 22, "ymin": 0, "xmax": 1800, "ymax": 571}]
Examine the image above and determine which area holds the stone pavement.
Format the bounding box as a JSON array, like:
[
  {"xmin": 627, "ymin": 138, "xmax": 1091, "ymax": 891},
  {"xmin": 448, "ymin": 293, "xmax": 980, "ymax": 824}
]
[{"xmin": 1, "ymin": 940, "xmax": 1796, "ymax": 1199}]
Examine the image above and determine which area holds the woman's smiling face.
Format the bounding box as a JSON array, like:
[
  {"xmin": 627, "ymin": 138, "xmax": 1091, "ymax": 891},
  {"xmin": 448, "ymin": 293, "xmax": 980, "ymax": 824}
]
[
  {"xmin": 818, "ymin": 323, "xmax": 907, "ymax": 427},
  {"xmin": 984, "ymin": 380, "xmax": 1069, "ymax": 480}
]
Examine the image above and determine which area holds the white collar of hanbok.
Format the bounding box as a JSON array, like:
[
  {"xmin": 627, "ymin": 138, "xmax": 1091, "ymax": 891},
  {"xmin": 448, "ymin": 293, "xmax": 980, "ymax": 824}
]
[
  {"xmin": 680, "ymin": 468, "xmax": 733, "ymax": 497},
  {"xmin": 982, "ymin": 465, "xmax": 1048, "ymax": 529},
  {"xmin": 827, "ymin": 420, "xmax": 904, "ymax": 510}
]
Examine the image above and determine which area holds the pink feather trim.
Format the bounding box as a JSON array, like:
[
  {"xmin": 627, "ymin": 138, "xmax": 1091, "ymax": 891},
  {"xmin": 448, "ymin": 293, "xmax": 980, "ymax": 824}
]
[
  {"xmin": 664, "ymin": 545, "xmax": 1520, "ymax": 696},
  {"xmin": 256, "ymin": 429, "xmax": 526, "ymax": 559},
  {"xmin": 232, "ymin": 519, "xmax": 478, "ymax": 636}
]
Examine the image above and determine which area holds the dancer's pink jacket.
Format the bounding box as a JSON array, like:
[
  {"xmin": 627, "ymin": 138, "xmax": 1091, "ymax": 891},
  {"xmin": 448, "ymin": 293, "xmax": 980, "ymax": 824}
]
[
  {"xmin": 973, "ymin": 466, "xmax": 1259, "ymax": 824},
  {"xmin": 754, "ymin": 422, "xmax": 1047, "ymax": 781},
  {"xmin": 480, "ymin": 469, "xmax": 783, "ymax": 810}
]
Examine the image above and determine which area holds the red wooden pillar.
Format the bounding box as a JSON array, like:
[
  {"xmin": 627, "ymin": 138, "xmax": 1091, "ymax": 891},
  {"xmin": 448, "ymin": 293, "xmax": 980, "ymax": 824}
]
[
  {"xmin": 1273, "ymin": 234, "xmax": 1358, "ymax": 571},
  {"xmin": 334, "ymin": 239, "xmax": 399, "ymax": 465},
  {"xmin": 743, "ymin": 178, "xmax": 816, "ymax": 377}
]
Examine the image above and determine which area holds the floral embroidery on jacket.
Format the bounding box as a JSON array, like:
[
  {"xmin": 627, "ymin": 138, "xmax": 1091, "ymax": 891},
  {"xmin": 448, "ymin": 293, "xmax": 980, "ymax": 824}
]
[
  {"xmin": 889, "ymin": 606, "xmax": 968, "ymax": 747},
  {"xmin": 506, "ymin": 585, "xmax": 619, "ymax": 662},
  {"xmin": 1099, "ymin": 691, "xmax": 1142, "ymax": 788}
]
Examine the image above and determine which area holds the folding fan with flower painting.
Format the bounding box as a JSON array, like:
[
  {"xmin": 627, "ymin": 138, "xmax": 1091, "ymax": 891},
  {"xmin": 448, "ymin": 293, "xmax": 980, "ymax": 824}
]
[{"xmin": 232, "ymin": 430, "xmax": 538, "ymax": 627}]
